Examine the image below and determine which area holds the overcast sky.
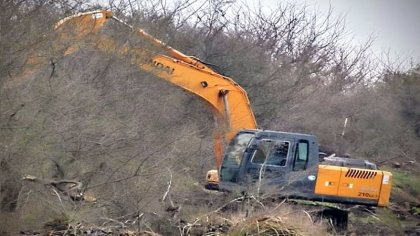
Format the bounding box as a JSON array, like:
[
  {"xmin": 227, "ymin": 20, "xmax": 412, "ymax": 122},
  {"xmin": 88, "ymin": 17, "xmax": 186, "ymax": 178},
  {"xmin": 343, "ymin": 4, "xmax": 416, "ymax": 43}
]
[{"xmin": 266, "ymin": 0, "xmax": 420, "ymax": 66}]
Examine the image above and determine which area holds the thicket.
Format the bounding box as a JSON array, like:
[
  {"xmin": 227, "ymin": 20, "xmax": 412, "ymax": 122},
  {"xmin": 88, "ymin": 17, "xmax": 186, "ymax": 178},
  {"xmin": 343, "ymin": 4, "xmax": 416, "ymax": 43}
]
[{"xmin": 0, "ymin": 0, "xmax": 419, "ymax": 234}]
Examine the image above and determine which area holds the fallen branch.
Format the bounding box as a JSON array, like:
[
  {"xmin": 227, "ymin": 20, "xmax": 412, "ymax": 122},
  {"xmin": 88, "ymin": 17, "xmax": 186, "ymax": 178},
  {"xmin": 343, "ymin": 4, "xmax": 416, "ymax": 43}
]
[
  {"xmin": 22, "ymin": 174, "xmax": 88, "ymax": 202},
  {"xmin": 162, "ymin": 168, "xmax": 173, "ymax": 202}
]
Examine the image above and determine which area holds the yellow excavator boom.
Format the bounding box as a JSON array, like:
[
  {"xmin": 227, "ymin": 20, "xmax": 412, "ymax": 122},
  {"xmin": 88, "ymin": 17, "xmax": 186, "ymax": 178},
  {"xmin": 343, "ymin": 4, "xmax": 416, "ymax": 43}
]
[{"xmin": 53, "ymin": 10, "xmax": 257, "ymax": 171}]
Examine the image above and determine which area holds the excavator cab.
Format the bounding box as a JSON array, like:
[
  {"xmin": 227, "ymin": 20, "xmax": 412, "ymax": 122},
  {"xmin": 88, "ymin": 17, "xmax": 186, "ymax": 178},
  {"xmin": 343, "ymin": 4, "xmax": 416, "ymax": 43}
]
[{"xmin": 219, "ymin": 130, "xmax": 320, "ymax": 197}]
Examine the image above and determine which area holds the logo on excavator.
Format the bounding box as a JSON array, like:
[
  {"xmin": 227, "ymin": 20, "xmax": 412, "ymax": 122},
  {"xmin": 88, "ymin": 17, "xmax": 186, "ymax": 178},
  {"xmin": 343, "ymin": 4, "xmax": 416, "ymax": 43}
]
[
  {"xmin": 151, "ymin": 60, "xmax": 175, "ymax": 75},
  {"xmin": 358, "ymin": 192, "xmax": 378, "ymax": 198},
  {"xmin": 308, "ymin": 175, "xmax": 316, "ymax": 181}
]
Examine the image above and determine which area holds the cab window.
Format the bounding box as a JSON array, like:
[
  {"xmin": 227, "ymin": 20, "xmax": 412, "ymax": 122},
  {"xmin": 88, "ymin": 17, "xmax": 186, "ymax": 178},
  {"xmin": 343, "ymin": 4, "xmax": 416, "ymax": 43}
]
[
  {"xmin": 223, "ymin": 133, "xmax": 254, "ymax": 166},
  {"xmin": 293, "ymin": 140, "xmax": 309, "ymax": 171},
  {"xmin": 251, "ymin": 140, "xmax": 289, "ymax": 167}
]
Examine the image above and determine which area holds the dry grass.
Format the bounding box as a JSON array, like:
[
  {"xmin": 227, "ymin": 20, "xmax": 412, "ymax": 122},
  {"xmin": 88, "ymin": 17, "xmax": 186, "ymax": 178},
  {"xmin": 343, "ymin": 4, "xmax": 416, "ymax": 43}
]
[
  {"xmin": 178, "ymin": 200, "xmax": 331, "ymax": 236},
  {"xmin": 226, "ymin": 204, "xmax": 330, "ymax": 236}
]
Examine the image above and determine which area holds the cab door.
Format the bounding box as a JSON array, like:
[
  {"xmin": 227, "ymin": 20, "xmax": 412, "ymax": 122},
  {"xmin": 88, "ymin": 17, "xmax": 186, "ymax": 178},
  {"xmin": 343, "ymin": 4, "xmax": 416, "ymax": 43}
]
[
  {"xmin": 287, "ymin": 139, "xmax": 317, "ymax": 196},
  {"xmin": 243, "ymin": 139, "xmax": 292, "ymax": 186}
]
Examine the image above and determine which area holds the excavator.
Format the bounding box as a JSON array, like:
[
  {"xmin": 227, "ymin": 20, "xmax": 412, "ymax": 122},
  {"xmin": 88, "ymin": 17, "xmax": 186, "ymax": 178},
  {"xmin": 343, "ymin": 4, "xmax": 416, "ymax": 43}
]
[{"xmin": 47, "ymin": 10, "xmax": 392, "ymax": 207}]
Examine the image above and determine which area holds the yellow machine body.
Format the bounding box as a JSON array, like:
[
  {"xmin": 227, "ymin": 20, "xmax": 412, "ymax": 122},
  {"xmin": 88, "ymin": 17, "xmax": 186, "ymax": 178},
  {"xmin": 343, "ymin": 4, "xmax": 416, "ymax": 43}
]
[{"xmin": 315, "ymin": 165, "xmax": 392, "ymax": 206}]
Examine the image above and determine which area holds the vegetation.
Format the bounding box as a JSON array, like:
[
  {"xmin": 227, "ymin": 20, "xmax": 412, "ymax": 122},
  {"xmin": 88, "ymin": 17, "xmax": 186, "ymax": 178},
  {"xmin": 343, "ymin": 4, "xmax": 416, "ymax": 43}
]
[
  {"xmin": 393, "ymin": 171, "xmax": 420, "ymax": 197},
  {"xmin": 0, "ymin": 0, "xmax": 419, "ymax": 235}
]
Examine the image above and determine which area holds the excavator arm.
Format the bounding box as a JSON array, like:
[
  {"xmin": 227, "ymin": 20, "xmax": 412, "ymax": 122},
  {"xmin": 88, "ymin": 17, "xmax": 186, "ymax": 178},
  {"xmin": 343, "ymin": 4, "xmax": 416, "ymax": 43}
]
[{"xmin": 53, "ymin": 10, "xmax": 257, "ymax": 173}]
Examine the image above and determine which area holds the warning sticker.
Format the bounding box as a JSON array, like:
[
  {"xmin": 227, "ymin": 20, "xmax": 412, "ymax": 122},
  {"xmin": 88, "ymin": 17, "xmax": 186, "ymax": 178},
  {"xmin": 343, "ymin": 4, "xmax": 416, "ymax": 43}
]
[
  {"xmin": 92, "ymin": 13, "xmax": 103, "ymax": 19},
  {"xmin": 382, "ymin": 175, "xmax": 390, "ymax": 184}
]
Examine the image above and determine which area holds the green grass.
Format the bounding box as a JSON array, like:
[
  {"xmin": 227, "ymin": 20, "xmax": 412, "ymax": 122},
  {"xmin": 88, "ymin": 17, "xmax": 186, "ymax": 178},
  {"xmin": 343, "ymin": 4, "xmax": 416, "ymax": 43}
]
[
  {"xmin": 392, "ymin": 171, "xmax": 420, "ymax": 197},
  {"xmin": 411, "ymin": 206, "xmax": 420, "ymax": 216},
  {"xmin": 289, "ymin": 199, "xmax": 338, "ymax": 208}
]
